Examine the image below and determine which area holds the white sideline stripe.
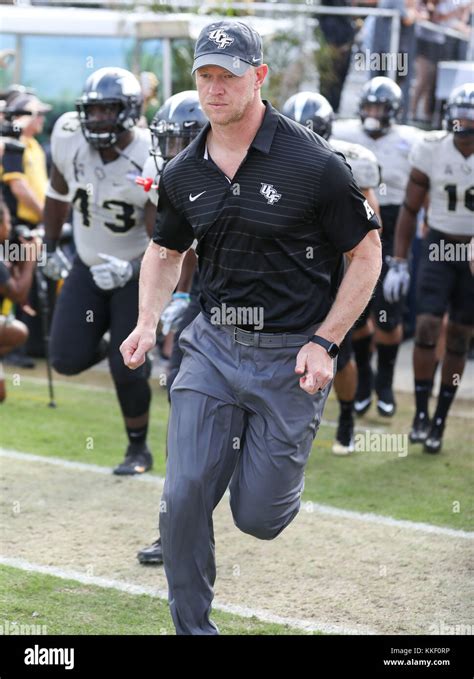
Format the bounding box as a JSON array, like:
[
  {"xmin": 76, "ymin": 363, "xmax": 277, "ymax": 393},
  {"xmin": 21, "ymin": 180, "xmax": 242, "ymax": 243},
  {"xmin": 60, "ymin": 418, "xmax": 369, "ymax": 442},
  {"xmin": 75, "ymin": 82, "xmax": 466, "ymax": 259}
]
[
  {"xmin": 1, "ymin": 448, "xmax": 472, "ymax": 540},
  {"xmin": 300, "ymin": 502, "xmax": 474, "ymax": 540},
  {"xmin": 0, "ymin": 556, "xmax": 374, "ymax": 635},
  {"xmin": 0, "ymin": 448, "xmax": 164, "ymax": 485}
]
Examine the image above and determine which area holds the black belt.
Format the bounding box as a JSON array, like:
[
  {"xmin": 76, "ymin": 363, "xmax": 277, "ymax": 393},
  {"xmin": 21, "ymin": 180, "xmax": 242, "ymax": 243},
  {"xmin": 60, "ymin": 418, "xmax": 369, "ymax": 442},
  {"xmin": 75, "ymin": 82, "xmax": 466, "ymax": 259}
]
[{"xmin": 221, "ymin": 325, "xmax": 312, "ymax": 348}]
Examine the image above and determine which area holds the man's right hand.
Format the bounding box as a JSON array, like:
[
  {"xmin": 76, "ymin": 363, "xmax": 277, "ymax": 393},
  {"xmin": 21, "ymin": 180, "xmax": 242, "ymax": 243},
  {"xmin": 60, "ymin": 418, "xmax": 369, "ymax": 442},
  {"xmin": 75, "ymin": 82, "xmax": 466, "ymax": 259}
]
[
  {"xmin": 42, "ymin": 248, "xmax": 71, "ymax": 280},
  {"xmin": 383, "ymin": 256, "xmax": 410, "ymax": 303},
  {"xmin": 120, "ymin": 326, "xmax": 157, "ymax": 370}
]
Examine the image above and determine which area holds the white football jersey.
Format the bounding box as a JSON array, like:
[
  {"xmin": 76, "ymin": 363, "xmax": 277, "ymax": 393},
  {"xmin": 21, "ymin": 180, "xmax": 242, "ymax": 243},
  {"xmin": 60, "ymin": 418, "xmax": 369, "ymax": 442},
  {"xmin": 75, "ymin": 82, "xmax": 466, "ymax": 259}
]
[
  {"xmin": 51, "ymin": 112, "xmax": 151, "ymax": 267},
  {"xmin": 410, "ymin": 131, "xmax": 474, "ymax": 237},
  {"xmin": 332, "ymin": 119, "xmax": 421, "ymax": 206},
  {"xmin": 141, "ymin": 154, "xmax": 163, "ymax": 208},
  {"xmin": 330, "ymin": 137, "xmax": 380, "ymax": 190}
]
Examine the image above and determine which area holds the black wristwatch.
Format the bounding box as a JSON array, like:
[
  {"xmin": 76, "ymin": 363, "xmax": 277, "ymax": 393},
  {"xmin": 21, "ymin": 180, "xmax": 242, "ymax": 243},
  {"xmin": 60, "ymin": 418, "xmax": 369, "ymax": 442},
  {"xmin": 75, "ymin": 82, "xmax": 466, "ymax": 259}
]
[{"xmin": 309, "ymin": 335, "xmax": 339, "ymax": 358}]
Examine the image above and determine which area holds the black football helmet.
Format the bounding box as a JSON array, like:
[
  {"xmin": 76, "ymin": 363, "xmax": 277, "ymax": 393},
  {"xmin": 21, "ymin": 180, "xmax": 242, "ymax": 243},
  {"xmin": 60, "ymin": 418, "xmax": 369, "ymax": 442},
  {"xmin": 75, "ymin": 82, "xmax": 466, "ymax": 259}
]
[
  {"xmin": 150, "ymin": 90, "xmax": 207, "ymax": 163},
  {"xmin": 359, "ymin": 77, "xmax": 402, "ymax": 136},
  {"xmin": 444, "ymin": 83, "xmax": 474, "ymax": 137},
  {"xmin": 76, "ymin": 67, "xmax": 143, "ymax": 149},
  {"xmin": 282, "ymin": 92, "xmax": 334, "ymax": 140}
]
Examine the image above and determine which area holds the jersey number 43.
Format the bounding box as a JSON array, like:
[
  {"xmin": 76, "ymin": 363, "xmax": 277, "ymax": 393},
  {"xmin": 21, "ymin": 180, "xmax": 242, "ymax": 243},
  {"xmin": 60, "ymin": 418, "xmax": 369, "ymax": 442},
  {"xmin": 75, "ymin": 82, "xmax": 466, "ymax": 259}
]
[{"xmin": 72, "ymin": 188, "xmax": 135, "ymax": 233}]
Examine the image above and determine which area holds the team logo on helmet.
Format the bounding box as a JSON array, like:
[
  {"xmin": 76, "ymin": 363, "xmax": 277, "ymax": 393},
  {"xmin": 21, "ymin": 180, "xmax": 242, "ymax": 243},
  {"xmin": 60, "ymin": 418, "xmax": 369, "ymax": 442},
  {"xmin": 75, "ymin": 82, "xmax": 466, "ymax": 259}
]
[
  {"xmin": 208, "ymin": 29, "xmax": 234, "ymax": 49},
  {"xmin": 260, "ymin": 183, "xmax": 282, "ymax": 205}
]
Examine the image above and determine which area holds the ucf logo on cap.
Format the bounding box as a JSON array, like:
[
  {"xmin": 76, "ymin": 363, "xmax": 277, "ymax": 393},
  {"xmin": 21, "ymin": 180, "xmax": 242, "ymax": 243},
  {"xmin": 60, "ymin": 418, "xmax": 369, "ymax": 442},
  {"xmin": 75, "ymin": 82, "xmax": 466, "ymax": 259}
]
[
  {"xmin": 192, "ymin": 20, "xmax": 263, "ymax": 77},
  {"xmin": 208, "ymin": 29, "xmax": 235, "ymax": 49}
]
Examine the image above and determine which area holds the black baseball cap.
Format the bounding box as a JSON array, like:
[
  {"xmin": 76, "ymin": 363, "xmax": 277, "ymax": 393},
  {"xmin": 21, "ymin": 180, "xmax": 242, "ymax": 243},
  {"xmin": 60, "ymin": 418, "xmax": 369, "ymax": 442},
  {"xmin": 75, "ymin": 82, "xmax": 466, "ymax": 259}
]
[{"xmin": 191, "ymin": 21, "xmax": 263, "ymax": 77}]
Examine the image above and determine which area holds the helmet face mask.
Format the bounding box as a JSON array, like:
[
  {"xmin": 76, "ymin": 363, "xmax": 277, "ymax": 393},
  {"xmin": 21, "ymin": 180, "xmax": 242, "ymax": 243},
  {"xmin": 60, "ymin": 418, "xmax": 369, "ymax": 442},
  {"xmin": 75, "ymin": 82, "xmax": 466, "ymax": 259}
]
[
  {"xmin": 281, "ymin": 92, "xmax": 334, "ymax": 140},
  {"xmin": 76, "ymin": 68, "xmax": 143, "ymax": 149},
  {"xmin": 77, "ymin": 101, "xmax": 125, "ymax": 149},
  {"xmin": 360, "ymin": 102, "xmax": 391, "ymax": 134},
  {"xmin": 359, "ymin": 77, "xmax": 402, "ymax": 136},
  {"xmin": 444, "ymin": 84, "xmax": 474, "ymax": 138},
  {"xmin": 149, "ymin": 91, "xmax": 207, "ymax": 166},
  {"xmin": 150, "ymin": 119, "xmax": 202, "ymax": 161}
]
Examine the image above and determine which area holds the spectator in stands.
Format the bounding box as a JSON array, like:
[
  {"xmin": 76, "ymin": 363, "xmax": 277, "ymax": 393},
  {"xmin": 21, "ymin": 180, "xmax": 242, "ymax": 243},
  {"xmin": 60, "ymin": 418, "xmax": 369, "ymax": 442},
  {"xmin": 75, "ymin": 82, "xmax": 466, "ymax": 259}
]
[
  {"xmin": 410, "ymin": 1, "xmax": 446, "ymax": 123},
  {"xmin": 1, "ymin": 93, "xmax": 50, "ymax": 228},
  {"xmin": 371, "ymin": 0, "xmax": 429, "ymax": 122},
  {"xmin": 1, "ymin": 93, "xmax": 51, "ymax": 365},
  {"xmin": 435, "ymin": 0, "xmax": 471, "ymax": 61},
  {"xmin": 138, "ymin": 71, "xmax": 160, "ymax": 127},
  {"xmin": 0, "ymin": 199, "xmax": 40, "ymax": 401},
  {"xmin": 316, "ymin": 0, "xmax": 357, "ymax": 112}
]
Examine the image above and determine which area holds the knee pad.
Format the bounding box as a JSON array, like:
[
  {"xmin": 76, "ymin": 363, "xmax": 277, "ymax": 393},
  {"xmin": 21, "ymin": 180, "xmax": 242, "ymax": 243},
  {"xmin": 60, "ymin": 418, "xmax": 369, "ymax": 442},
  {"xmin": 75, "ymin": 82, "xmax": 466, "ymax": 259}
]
[
  {"xmin": 335, "ymin": 333, "xmax": 353, "ymax": 373},
  {"xmin": 446, "ymin": 323, "xmax": 472, "ymax": 357},
  {"xmin": 415, "ymin": 314, "xmax": 443, "ymax": 350},
  {"xmin": 51, "ymin": 354, "xmax": 82, "ymax": 376},
  {"xmin": 374, "ymin": 309, "xmax": 400, "ymax": 332},
  {"xmin": 373, "ymin": 291, "xmax": 402, "ymax": 332}
]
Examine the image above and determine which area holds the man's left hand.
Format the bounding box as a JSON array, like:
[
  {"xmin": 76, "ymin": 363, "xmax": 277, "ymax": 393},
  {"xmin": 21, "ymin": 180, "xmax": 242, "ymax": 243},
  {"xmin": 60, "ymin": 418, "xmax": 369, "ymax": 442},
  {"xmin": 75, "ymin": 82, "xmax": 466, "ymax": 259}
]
[
  {"xmin": 90, "ymin": 253, "xmax": 133, "ymax": 290},
  {"xmin": 295, "ymin": 342, "xmax": 334, "ymax": 395}
]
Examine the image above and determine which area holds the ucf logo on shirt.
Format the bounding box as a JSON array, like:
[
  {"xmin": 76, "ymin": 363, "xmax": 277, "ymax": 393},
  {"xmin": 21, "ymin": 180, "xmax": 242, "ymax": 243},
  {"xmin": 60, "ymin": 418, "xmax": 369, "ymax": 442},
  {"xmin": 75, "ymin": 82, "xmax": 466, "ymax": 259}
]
[{"xmin": 260, "ymin": 183, "xmax": 282, "ymax": 205}]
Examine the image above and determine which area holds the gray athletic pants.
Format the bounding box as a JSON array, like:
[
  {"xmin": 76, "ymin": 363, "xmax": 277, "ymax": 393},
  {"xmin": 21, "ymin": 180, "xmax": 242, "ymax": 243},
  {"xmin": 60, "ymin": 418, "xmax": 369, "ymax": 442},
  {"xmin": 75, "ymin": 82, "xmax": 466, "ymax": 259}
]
[{"xmin": 159, "ymin": 313, "xmax": 334, "ymax": 635}]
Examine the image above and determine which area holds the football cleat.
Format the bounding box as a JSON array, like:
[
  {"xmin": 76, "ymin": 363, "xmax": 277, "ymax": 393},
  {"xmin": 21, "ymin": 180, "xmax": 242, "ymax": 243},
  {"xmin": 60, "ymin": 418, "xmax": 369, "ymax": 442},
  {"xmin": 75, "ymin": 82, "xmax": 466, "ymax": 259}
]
[
  {"xmin": 409, "ymin": 412, "xmax": 431, "ymax": 444},
  {"xmin": 376, "ymin": 386, "xmax": 397, "ymax": 418},
  {"xmin": 137, "ymin": 537, "xmax": 163, "ymax": 565},
  {"xmin": 113, "ymin": 443, "xmax": 153, "ymax": 476},
  {"xmin": 423, "ymin": 419, "xmax": 445, "ymax": 454},
  {"xmin": 354, "ymin": 364, "xmax": 374, "ymax": 416},
  {"xmin": 332, "ymin": 417, "xmax": 355, "ymax": 456}
]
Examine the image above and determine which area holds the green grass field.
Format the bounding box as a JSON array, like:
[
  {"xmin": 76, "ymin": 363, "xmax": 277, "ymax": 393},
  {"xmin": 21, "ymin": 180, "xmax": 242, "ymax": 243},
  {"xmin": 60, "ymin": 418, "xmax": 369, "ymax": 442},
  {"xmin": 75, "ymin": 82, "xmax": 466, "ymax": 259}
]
[
  {"xmin": 1, "ymin": 371, "xmax": 472, "ymax": 530},
  {"xmin": 1, "ymin": 368, "xmax": 472, "ymax": 637},
  {"xmin": 0, "ymin": 565, "xmax": 309, "ymax": 635}
]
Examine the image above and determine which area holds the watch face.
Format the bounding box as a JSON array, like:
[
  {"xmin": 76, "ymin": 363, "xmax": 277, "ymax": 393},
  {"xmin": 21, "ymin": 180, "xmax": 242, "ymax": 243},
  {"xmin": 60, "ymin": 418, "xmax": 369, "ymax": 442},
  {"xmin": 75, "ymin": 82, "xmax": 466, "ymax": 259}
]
[{"xmin": 328, "ymin": 343, "xmax": 339, "ymax": 358}]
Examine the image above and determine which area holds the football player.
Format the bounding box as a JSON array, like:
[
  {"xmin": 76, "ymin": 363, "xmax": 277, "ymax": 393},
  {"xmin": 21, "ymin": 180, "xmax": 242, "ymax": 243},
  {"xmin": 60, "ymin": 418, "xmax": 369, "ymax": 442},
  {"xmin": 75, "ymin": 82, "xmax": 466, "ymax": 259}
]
[
  {"xmin": 136, "ymin": 90, "xmax": 207, "ymax": 564},
  {"xmin": 282, "ymin": 91, "xmax": 380, "ymax": 454},
  {"xmin": 385, "ymin": 83, "xmax": 474, "ymax": 453},
  {"xmin": 43, "ymin": 67, "xmax": 156, "ymax": 474},
  {"xmin": 333, "ymin": 77, "xmax": 421, "ymax": 418}
]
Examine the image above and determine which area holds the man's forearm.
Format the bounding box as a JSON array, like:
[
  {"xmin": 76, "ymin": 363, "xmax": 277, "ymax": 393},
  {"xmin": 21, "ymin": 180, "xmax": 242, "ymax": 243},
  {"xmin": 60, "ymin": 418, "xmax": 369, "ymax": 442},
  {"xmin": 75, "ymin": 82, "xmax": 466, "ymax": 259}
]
[
  {"xmin": 318, "ymin": 235, "xmax": 382, "ymax": 345},
  {"xmin": 394, "ymin": 172, "xmax": 429, "ymax": 259},
  {"xmin": 43, "ymin": 197, "xmax": 70, "ymax": 249},
  {"xmin": 137, "ymin": 242, "xmax": 185, "ymax": 330}
]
